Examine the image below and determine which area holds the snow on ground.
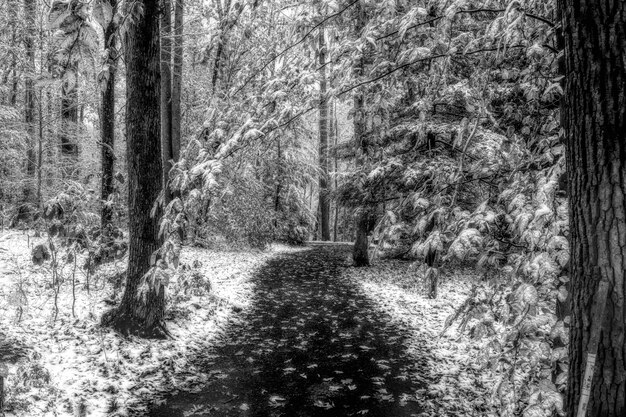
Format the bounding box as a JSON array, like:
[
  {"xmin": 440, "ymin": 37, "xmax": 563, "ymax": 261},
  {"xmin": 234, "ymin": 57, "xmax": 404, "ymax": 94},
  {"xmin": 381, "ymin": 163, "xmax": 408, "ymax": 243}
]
[
  {"xmin": 0, "ymin": 230, "xmax": 303, "ymax": 416},
  {"xmin": 342, "ymin": 258, "xmax": 495, "ymax": 416}
]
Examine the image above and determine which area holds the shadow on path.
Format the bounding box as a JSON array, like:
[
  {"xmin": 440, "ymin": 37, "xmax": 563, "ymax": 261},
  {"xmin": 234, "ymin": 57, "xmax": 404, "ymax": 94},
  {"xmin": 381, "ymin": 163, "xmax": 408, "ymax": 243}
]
[{"xmin": 149, "ymin": 247, "xmax": 428, "ymax": 417}]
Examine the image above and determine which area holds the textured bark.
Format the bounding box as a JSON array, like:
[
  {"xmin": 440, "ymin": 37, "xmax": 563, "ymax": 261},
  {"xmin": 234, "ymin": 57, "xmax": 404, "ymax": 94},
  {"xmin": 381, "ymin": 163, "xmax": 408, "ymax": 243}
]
[
  {"xmin": 102, "ymin": 0, "xmax": 165, "ymax": 338},
  {"xmin": 101, "ymin": 0, "xmax": 119, "ymax": 230},
  {"xmin": 161, "ymin": 0, "xmax": 174, "ymax": 205},
  {"xmin": 171, "ymin": 0, "xmax": 183, "ymax": 162},
  {"xmin": 318, "ymin": 26, "xmax": 330, "ymax": 241},
  {"xmin": 352, "ymin": 1, "xmax": 369, "ymax": 266},
  {"xmin": 23, "ymin": 0, "xmax": 37, "ymax": 207},
  {"xmin": 559, "ymin": 1, "xmax": 626, "ymax": 416}
]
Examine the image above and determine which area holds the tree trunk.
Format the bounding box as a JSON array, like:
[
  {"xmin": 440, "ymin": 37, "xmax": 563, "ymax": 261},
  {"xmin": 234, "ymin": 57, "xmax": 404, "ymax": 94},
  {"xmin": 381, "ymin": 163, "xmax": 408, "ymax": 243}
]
[
  {"xmin": 23, "ymin": 0, "xmax": 37, "ymax": 213},
  {"xmin": 332, "ymin": 100, "xmax": 339, "ymax": 242},
  {"xmin": 6, "ymin": 0, "xmax": 19, "ymax": 106},
  {"xmin": 352, "ymin": 1, "xmax": 369, "ymax": 266},
  {"xmin": 101, "ymin": 0, "xmax": 165, "ymax": 338},
  {"xmin": 274, "ymin": 138, "xmax": 282, "ymax": 214},
  {"xmin": 318, "ymin": 26, "xmax": 330, "ymax": 241},
  {"xmin": 353, "ymin": 210, "xmax": 371, "ymax": 267},
  {"xmin": 161, "ymin": 0, "xmax": 174, "ymax": 205},
  {"xmin": 101, "ymin": 0, "xmax": 119, "ymax": 230},
  {"xmin": 559, "ymin": 1, "xmax": 626, "ymax": 416},
  {"xmin": 171, "ymin": 0, "xmax": 183, "ymax": 163},
  {"xmin": 37, "ymin": 91, "xmax": 43, "ymax": 208}
]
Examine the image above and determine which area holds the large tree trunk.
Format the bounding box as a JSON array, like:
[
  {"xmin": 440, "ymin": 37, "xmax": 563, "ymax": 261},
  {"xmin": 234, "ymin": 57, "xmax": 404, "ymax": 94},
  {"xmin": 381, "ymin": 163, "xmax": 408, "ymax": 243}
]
[
  {"xmin": 318, "ymin": 25, "xmax": 330, "ymax": 241},
  {"xmin": 161, "ymin": 0, "xmax": 174, "ymax": 205},
  {"xmin": 559, "ymin": 1, "xmax": 626, "ymax": 416},
  {"xmin": 171, "ymin": 0, "xmax": 183, "ymax": 163},
  {"xmin": 101, "ymin": 0, "xmax": 165, "ymax": 338},
  {"xmin": 23, "ymin": 0, "xmax": 37, "ymax": 212},
  {"xmin": 352, "ymin": 1, "xmax": 369, "ymax": 266},
  {"xmin": 101, "ymin": 0, "xmax": 119, "ymax": 230}
]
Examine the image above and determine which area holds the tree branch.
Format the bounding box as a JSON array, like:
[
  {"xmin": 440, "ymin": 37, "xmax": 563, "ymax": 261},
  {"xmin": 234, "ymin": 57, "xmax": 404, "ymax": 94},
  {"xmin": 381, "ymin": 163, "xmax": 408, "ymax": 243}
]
[
  {"xmin": 338, "ymin": 45, "xmax": 526, "ymax": 97},
  {"xmin": 233, "ymin": 0, "xmax": 361, "ymax": 95}
]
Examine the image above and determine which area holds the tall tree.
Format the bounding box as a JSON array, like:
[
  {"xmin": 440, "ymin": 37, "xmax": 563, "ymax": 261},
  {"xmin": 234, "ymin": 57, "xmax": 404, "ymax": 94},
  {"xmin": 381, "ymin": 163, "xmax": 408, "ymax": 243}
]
[
  {"xmin": 23, "ymin": 0, "xmax": 37, "ymax": 207},
  {"xmin": 171, "ymin": 0, "xmax": 183, "ymax": 163},
  {"xmin": 317, "ymin": 24, "xmax": 330, "ymax": 241},
  {"xmin": 97, "ymin": 0, "xmax": 119, "ymax": 230},
  {"xmin": 101, "ymin": 0, "xmax": 165, "ymax": 337},
  {"xmin": 352, "ymin": 0, "xmax": 369, "ymax": 266},
  {"xmin": 161, "ymin": 0, "xmax": 174, "ymax": 204},
  {"xmin": 5, "ymin": 0, "xmax": 19, "ymax": 106},
  {"xmin": 331, "ymin": 99, "xmax": 339, "ymax": 242},
  {"xmin": 560, "ymin": 1, "xmax": 626, "ymax": 416}
]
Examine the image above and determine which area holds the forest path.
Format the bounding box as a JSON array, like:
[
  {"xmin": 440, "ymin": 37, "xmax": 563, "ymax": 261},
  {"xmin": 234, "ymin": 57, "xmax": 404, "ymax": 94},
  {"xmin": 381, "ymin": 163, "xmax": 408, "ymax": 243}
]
[{"xmin": 149, "ymin": 246, "xmax": 427, "ymax": 417}]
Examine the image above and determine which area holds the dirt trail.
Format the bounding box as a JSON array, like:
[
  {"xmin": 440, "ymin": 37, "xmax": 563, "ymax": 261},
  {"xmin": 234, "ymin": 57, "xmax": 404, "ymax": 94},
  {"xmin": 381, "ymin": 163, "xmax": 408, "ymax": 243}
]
[{"xmin": 149, "ymin": 246, "xmax": 428, "ymax": 417}]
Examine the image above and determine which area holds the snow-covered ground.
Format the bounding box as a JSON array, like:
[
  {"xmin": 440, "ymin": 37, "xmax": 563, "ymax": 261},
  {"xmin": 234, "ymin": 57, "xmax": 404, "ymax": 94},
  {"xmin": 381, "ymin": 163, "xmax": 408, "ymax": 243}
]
[
  {"xmin": 0, "ymin": 230, "xmax": 302, "ymax": 416},
  {"xmin": 343, "ymin": 259, "xmax": 494, "ymax": 416},
  {"xmin": 1, "ymin": 231, "xmax": 492, "ymax": 416}
]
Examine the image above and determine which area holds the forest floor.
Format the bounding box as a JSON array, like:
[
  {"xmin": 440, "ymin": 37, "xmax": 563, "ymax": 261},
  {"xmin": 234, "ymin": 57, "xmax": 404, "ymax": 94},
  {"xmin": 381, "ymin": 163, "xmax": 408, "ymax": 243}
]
[
  {"xmin": 0, "ymin": 230, "xmax": 303, "ymax": 416},
  {"xmin": 0, "ymin": 232, "xmax": 492, "ymax": 417}
]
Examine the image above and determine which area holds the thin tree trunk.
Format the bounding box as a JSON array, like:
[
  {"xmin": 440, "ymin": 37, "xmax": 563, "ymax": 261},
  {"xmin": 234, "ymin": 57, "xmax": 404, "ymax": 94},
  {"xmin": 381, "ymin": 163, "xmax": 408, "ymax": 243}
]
[
  {"xmin": 318, "ymin": 25, "xmax": 330, "ymax": 241},
  {"xmin": 274, "ymin": 139, "xmax": 282, "ymax": 213},
  {"xmin": 101, "ymin": 0, "xmax": 165, "ymax": 338},
  {"xmin": 171, "ymin": 0, "xmax": 183, "ymax": 163},
  {"xmin": 332, "ymin": 100, "xmax": 339, "ymax": 242},
  {"xmin": 46, "ymin": 90, "xmax": 53, "ymax": 186},
  {"xmin": 161, "ymin": 0, "xmax": 174, "ymax": 205},
  {"xmin": 23, "ymin": 0, "xmax": 37, "ymax": 211},
  {"xmin": 101, "ymin": 0, "xmax": 119, "ymax": 230},
  {"xmin": 6, "ymin": 0, "xmax": 18, "ymax": 106},
  {"xmin": 37, "ymin": 90, "xmax": 43, "ymax": 207},
  {"xmin": 352, "ymin": 1, "xmax": 369, "ymax": 266},
  {"xmin": 559, "ymin": 1, "xmax": 626, "ymax": 416}
]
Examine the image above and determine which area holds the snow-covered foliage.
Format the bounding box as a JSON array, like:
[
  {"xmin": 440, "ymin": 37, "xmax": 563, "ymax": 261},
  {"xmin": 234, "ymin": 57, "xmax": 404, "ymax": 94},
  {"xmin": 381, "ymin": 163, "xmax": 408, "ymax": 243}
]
[{"xmin": 332, "ymin": 0, "xmax": 567, "ymax": 414}]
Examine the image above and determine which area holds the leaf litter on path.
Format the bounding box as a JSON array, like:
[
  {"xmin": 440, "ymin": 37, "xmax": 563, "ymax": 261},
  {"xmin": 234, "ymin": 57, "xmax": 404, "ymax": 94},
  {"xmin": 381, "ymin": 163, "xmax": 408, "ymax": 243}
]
[{"xmin": 149, "ymin": 247, "xmax": 428, "ymax": 417}]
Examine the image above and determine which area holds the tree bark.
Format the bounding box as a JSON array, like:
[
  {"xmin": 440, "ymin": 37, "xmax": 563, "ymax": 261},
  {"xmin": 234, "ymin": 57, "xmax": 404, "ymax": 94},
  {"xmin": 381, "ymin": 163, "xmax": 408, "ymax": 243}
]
[
  {"xmin": 318, "ymin": 25, "xmax": 330, "ymax": 241},
  {"xmin": 171, "ymin": 0, "xmax": 183, "ymax": 163},
  {"xmin": 161, "ymin": 0, "xmax": 174, "ymax": 205},
  {"xmin": 559, "ymin": 1, "xmax": 626, "ymax": 416},
  {"xmin": 352, "ymin": 1, "xmax": 369, "ymax": 266},
  {"xmin": 101, "ymin": 0, "xmax": 166, "ymax": 338},
  {"xmin": 101, "ymin": 0, "xmax": 119, "ymax": 230}
]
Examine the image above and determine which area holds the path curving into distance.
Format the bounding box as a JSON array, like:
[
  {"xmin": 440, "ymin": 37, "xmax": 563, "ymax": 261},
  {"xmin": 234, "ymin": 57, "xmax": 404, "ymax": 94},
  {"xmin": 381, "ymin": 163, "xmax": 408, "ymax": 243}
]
[{"xmin": 149, "ymin": 246, "xmax": 428, "ymax": 417}]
